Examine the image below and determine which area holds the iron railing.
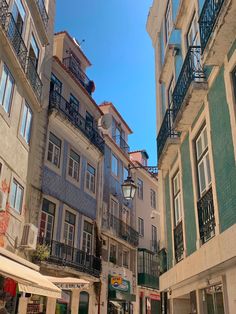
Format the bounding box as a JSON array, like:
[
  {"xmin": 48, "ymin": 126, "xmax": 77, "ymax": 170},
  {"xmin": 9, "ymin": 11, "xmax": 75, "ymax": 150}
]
[
  {"xmin": 63, "ymin": 56, "xmax": 94, "ymax": 95},
  {"xmin": 159, "ymin": 248, "xmax": 167, "ymax": 275},
  {"xmin": 102, "ymin": 212, "xmax": 139, "ymax": 247},
  {"xmin": 157, "ymin": 108, "xmax": 179, "ymax": 160},
  {"xmin": 1, "ymin": 13, "xmax": 28, "ymax": 69},
  {"xmin": 0, "ymin": 0, "xmax": 8, "ymax": 16},
  {"xmin": 199, "ymin": 0, "xmax": 225, "ymax": 52},
  {"xmin": 172, "ymin": 46, "xmax": 205, "ymax": 122},
  {"xmin": 174, "ymin": 221, "xmax": 184, "ymax": 263},
  {"xmin": 38, "ymin": 237, "xmax": 102, "ymax": 277},
  {"xmin": 112, "ymin": 135, "xmax": 130, "ymax": 154},
  {"xmin": 26, "ymin": 57, "xmax": 42, "ymax": 100},
  {"xmin": 36, "ymin": 0, "xmax": 49, "ymax": 29},
  {"xmin": 197, "ymin": 187, "xmax": 215, "ymax": 244},
  {"xmin": 138, "ymin": 248, "xmax": 159, "ymax": 289},
  {"xmin": 49, "ymin": 90, "xmax": 105, "ymax": 153}
]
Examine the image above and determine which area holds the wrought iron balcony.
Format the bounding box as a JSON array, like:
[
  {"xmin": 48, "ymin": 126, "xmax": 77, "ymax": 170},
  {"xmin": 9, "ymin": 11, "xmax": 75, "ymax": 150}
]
[
  {"xmin": 159, "ymin": 248, "xmax": 167, "ymax": 275},
  {"xmin": 63, "ymin": 56, "xmax": 94, "ymax": 95},
  {"xmin": 174, "ymin": 221, "xmax": 184, "ymax": 263},
  {"xmin": 157, "ymin": 108, "xmax": 179, "ymax": 161},
  {"xmin": 138, "ymin": 249, "xmax": 159, "ymax": 289},
  {"xmin": 197, "ymin": 187, "xmax": 215, "ymax": 244},
  {"xmin": 0, "ymin": 0, "xmax": 8, "ymax": 15},
  {"xmin": 49, "ymin": 90, "xmax": 105, "ymax": 153},
  {"xmin": 199, "ymin": 0, "xmax": 225, "ymax": 52},
  {"xmin": 26, "ymin": 57, "xmax": 42, "ymax": 100},
  {"xmin": 1, "ymin": 13, "xmax": 28, "ymax": 70},
  {"xmin": 172, "ymin": 46, "xmax": 205, "ymax": 123},
  {"xmin": 37, "ymin": 237, "xmax": 102, "ymax": 277},
  {"xmin": 36, "ymin": 0, "xmax": 49, "ymax": 29},
  {"xmin": 102, "ymin": 212, "xmax": 139, "ymax": 247},
  {"xmin": 112, "ymin": 135, "xmax": 130, "ymax": 154}
]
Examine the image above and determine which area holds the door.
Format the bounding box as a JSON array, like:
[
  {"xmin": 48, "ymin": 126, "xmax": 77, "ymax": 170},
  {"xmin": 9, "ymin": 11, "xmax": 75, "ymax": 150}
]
[{"xmin": 78, "ymin": 291, "xmax": 89, "ymax": 314}]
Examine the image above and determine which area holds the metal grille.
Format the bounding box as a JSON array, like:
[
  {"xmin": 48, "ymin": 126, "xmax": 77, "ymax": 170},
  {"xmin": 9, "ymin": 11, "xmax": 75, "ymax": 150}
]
[{"xmin": 36, "ymin": 0, "xmax": 49, "ymax": 29}]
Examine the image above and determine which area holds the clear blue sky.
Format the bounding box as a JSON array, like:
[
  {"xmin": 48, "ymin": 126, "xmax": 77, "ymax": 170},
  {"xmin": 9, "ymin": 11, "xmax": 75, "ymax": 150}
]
[{"xmin": 55, "ymin": 0, "xmax": 157, "ymax": 165}]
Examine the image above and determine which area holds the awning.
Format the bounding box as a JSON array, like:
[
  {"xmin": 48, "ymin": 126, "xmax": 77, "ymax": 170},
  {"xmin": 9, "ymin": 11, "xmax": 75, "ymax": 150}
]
[
  {"xmin": 46, "ymin": 277, "xmax": 90, "ymax": 290},
  {"xmin": 109, "ymin": 301, "xmax": 122, "ymax": 308},
  {"xmin": 0, "ymin": 255, "xmax": 61, "ymax": 299}
]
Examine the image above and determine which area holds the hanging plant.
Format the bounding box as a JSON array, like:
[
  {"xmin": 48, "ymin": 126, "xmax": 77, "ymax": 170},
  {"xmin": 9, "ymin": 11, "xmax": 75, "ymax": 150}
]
[{"xmin": 32, "ymin": 243, "xmax": 50, "ymax": 262}]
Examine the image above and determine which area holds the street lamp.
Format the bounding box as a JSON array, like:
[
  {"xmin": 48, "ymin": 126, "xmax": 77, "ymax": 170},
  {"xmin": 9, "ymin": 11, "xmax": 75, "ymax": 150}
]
[{"xmin": 121, "ymin": 164, "xmax": 158, "ymax": 200}]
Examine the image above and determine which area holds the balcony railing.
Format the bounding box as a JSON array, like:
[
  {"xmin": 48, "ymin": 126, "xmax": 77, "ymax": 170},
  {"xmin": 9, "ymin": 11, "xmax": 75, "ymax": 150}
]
[
  {"xmin": 38, "ymin": 238, "xmax": 102, "ymax": 277},
  {"xmin": 26, "ymin": 57, "xmax": 42, "ymax": 100},
  {"xmin": 138, "ymin": 249, "xmax": 159, "ymax": 289},
  {"xmin": 0, "ymin": 0, "xmax": 8, "ymax": 16},
  {"xmin": 172, "ymin": 46, "xmax": 205, "ymax": 122},
  {"xmin": 112, "ymin": 135, "xmax": 130, "ymax": 154},
  {"xmin": 157, "ymin": 108, "xmax": 179, "ymax": 160},
  {"xmin": 1, "ymin": 13, "xmax": 28, "ymax": 70},
  {"xmin": 159, "ymin": 248, "xmax": 167, "ymax": 275},
  {"xmin": 49, "ymin": 90, "xmax": 105, "ymax": 153},
  {"xmin": 174, "ymin": 221, "xmax": 184, "ymax": 263},
  {"xmin": 36, "ymin": 0, "xmax": 49, "ymax": 29},
  {"xmin": 102, "ymin": 212, "xmax": 139, "ymax": 247},
  {"xmin": 199, "ymin": 0, "xmax": 225, "ymax": 52},
  {"xmin": 138, "ymin": 273, "xmax": 159, "ymax": 290},
  {"xmin": 63, "ymin": 56, "xmax": 94, "ymax": 95},
  {"xmin": 197, "ymin": 187, "xmax": 215, "ymax": 244}
]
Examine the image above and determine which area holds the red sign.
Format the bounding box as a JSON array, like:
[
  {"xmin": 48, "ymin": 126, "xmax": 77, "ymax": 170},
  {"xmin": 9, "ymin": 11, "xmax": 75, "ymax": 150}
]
[{"xmin": 150, "ymin": 293, "xmax": 160, "ymax": 301}]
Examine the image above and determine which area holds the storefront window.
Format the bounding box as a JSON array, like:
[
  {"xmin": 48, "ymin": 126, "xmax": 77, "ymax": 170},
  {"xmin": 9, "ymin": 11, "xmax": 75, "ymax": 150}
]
[
  {"xmin": 202, "ymin": 284, "xmax": 225, "ymax": 314},
  {"xmin": 0, "ymin": 275, "xmax": 18, "ymax": 314}
]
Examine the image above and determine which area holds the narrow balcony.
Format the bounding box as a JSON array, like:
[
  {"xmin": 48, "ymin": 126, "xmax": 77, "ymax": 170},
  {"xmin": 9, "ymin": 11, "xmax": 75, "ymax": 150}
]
[
  {"xmin": 138, "ymin": 249, "xmax": 159, "ymax": 289},
  {"xmin": 157, "ymin": 108, "xmax": 180, "ymax": 169},
  {"xmin": 102, "ymin": 212, "xmax": 139, "ymax": 247},
  {"xmin": 26, "ymin": 57, "xmax": 43, "ymax": 101},
  {"xmin": 174, "ymin": 221, "xmax": 184, "ymax": 263},
  {"xmin": 197, "ymin": 187, "xmax": 215, "ymax": 244},
  {"xmin": 199, "ymin": 0, "xmax": 236, "ymax": 65},
  {"xmin": 36, "ymin": 0, "xmax": 49, "ymax": 29},
  {"xmin": 159, "ymin": 248, "xmax": 167, "ymax": 275},
  {"xmin": 172, "ymin": 46, "xmax": 208, "ymax": 131},
  {"xmin": 63, "ymin": 56, "xmax": 95, "ymax": 95},
  {"xmin": 49, "ymin": 90, "xmax": 105, "ymax": 153},
  {"xmin": 112, "ymin": 135, "xmax": 130, "ymax": 154},
  {"xmin": 37, "ymin": 238, "xmax": 101, "ymax": 277}
]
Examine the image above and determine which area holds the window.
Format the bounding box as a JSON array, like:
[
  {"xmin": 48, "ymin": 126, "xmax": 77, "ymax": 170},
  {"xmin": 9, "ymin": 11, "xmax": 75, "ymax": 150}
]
[
  {"xmin": 232, "ymin": 66, "xmax": 236, "ymax": 101},
  {"xmin": 123, "ymin": 250, "xmax": 129, "ymax": 268},
  {"xmin": 109, "ymin": 244, "xmax": 117, "ymax": 263},
  {"xmin": 64, "ymin": 210, "xmax": 76, "ymax": 247},
  {"xmin": 12, "ymin": 0, "xmax": 26, "ymax": 34},
  {"xmin": 151, "ymin": 225, "xmax": 157, "ymax": 242},
  {"xmin": 47, "ymin": 132, "xmax": 61, "ymax": 168},
  {"xmin": 195, "ymin": 126, "xmax": 212, "ymax": 197},
  {"xmin": 0, "ymin": 65, "xmax": 14, "ymax": 114},
  {"xmin": 123, "ymin": 167, "xmax": 128, "ymax": 182},
  {"xmin": 165, "ymin": 0, "xmax": 172, "ymax": 42},
  {"xmin": 10, "ymin": 179, "xmax": 24, "ymax": 213},
  {"xmin": 50, "ymin": 73, "xmax": 62, "ymax": 94},
  {"xmin": 20, "ymin": 102, "xmax": 32, "ymax": 144},
  {"xmin": 39, "ymin": 198, "xmax": 55, "ymax": 241},
  {"xmin": 68, "ymin": 149, "xmax": 80, "ymax": 181},
  {"xmin": 110, "ymin": 199, "xmax": 119, "ymax": 228},
  {"xmin": 187, "ymin": 14, "xmax": 199, "ymax": 48},
  {"xmin": 150, "ymin": 189, "xmax": 156, "ymax": 209},
  {"xmin": 167, "ymin": 76, "xmax": 174, "ymax": 108},
  {"xmin": 172, "ymin": 172, "xmax": 182, "ymax": 226},
  {"xmin": 85, "ymin": 111, "xmax": 94, "ymax": 129},
  {"xmin": 82, "ymin": 221, "xmax": 93, "ymax": 254},
  {"xmin": 137, "ymin": 179, "xmax": 143, "ymax": 200},
  {"xmin": 86, "ymin": 164, "xmax": 96, "ymax": 193},
  {"xmin": 111, "ymin": 154, "xmax": 118, "ymax": 176},
  {"xmin": 28, "ymin": 35, "xmax": 39, "ymax": 69},
  {"xmin": 138, "ymin": 217, "xmax": 144, "ymax": 237},
  {"xmin": 69, "ymin": 94, "xmax": 79, "ymax": 112}
]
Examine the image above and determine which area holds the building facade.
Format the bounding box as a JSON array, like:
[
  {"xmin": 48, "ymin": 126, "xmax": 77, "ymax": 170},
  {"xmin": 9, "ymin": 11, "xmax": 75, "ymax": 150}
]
[
  {"xmin": 130, "ymin": 150, "xmax": 160, "ymax": 314},
  {"xmin": 0, "ymin": 0, "xmax": 62, "ymax": 313},
  {"xmin": 35, "ymin": 31, "xmax": 105, "ymax": 314},
  {"xmin": 147, "ymin": 0, "xmax": 236, "ymax": 313}
]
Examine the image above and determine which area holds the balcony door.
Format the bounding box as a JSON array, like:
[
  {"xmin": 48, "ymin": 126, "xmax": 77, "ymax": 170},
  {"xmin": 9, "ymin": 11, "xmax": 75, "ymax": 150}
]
[
  {"xmin": 12, "ymin": 0, "xmax": 25, "ymax": 35},
  {"xmin": 39, "ymin": 198, "xmax": 55, "ymax": 244},
  {"xmin": 28, "ymin": 35, "xmax": 39, "ymax": 70},
  {"xmin": 63, "ymin": 210, "xmax": 76, "ymax": 261},
  {"xmin": 187, "ymin": 14, "xmax": 199, "ymax": 48}
]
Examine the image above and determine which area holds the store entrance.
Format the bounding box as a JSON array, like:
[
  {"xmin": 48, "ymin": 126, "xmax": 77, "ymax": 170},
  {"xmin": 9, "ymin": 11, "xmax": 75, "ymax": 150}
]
[{"xmin": 108, "ymin": 301, "xmax": 133, "ymax": 314}]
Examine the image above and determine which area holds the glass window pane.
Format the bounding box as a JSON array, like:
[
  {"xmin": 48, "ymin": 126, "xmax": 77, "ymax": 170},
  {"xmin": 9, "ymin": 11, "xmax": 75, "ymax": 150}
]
[
  {"xmin": 198, "ymin": 161, "xmax": 206, "ymax": 194},
  {"xmin": 205, "ymin": 153, "xmax": 212, "ymax": 186},
  {"xmin": 3, "ymin": 76, "xmax": 14, "ymax": 113},
  {"xmin": 20, "ymin": 104, "xmax": 27, "ymax": 137},
  {"xmin": 10, "ymin": 181, "xmax": 17, "ymax": 208},
  {"xmin": 0, "ymin": 67, "xmax": 7, "ymax": 106}
]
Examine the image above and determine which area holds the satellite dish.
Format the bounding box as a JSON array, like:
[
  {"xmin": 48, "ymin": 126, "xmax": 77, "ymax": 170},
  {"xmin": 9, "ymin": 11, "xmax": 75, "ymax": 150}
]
[{"xmin": 99, "ymin": 114, "xmax": 112, "ymax": 130}]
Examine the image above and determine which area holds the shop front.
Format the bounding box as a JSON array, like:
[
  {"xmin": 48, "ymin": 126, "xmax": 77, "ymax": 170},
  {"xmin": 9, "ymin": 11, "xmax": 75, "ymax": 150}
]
[
  {"xmin": 108, "ymin": 276, "xmax": 136, "ymax": 314},
  {"xmin": 0, "ymin": 249, "xmax": 61, "ymax": 314}
]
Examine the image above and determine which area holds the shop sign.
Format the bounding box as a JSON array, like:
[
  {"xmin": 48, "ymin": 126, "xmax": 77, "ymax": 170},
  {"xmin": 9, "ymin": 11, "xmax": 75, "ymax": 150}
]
[
  {"xmin": 150, "ymin": 293, "xmax": 160, "ymax": 301},
  {"xmin": 109, "ymin": 276, "xmax": 130, "ymax": 293},
  {"xmin": 55, "ymin": 283, "xmax": 85, "ymax": 290}
]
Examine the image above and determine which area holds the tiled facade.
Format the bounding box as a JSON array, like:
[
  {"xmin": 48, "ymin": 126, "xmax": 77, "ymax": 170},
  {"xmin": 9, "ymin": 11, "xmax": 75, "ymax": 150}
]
[{"xmin": 147, "ymin": 0, "xmax": 236, "ymax": 313}]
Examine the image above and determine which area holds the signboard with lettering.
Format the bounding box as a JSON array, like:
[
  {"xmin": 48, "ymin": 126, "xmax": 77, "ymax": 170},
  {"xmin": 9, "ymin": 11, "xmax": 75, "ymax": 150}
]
[
  {"xmin": 150, "ymin": 294, "xmax": 161, "ymax": 301},
  {"xmin": 109, "ymin": 276, "xmax": 130, "ymax": 293}
]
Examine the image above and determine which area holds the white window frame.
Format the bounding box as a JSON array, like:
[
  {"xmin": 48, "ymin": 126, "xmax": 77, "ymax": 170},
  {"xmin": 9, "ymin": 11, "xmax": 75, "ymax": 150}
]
[
  {"xmin": 0, "ymin": 64, "xmax": 14, "ymax": 114},
  {"xmin": 82, "ymin": 220, "xmax": 93, "ymax": 254},
  {"xmin": 63, "ymin": 210, "xmax": 76, "ymax": 247},
  {"xmin": 39, "ymin": 198, "xmax": 56, "ymax": 241},
  {"xmin": 138, "ymin": 217, "xmax": 144, "ymax": 237},
  {"xmin": 10, "ymin": 178, "xmax": 24, "ymax": 214},
  {"xmin": 122, "ymin": 250, "xmax": 129, "ymax": 268},
  {"xmin": 68, "ymin": 149, "xmax": 80, "ymax": 182},
  {"xmin": 196, "ymin": 126, "xmax": 212, "ymax": 197},
  {"xmin": 165, "ymin": 0, "xmax": 172, "ymax": 43},
  {"xmin": 150, "ymin": 189, "xmax": 156, "ymax": 209},
  {"xmin": 109, "ymin": 243, "xmax": 117, "ymax": 264},
  {"xmin": 172, "ymin": 171, "xmax": 182, "ymax": 226},
  {"xmin": 85, "ymin": 163, "xmax": 96, "ymax": 194},
  {"xmin": 137, "ymin": 178, "xmax": 143, "ymax": 200},
  {"xmin": 47, "ymin": 132, "xmax": 61, "ymax": 168},
  {"xmin": 20, "ymin": 101, "xmax": 32, "ymax": 144}
]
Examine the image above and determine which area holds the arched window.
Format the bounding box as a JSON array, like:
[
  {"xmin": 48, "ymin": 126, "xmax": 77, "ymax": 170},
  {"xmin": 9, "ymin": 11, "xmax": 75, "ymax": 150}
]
[{"xmin": 79, "ymin": 291, "xmax": 89, "ymax": 314}]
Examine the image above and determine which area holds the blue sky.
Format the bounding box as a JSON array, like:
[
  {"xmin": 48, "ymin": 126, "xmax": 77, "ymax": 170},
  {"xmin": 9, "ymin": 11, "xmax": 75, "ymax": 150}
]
[{"xmin": 55, "ymin": 0, "xmax": 156, "ymax": 165}]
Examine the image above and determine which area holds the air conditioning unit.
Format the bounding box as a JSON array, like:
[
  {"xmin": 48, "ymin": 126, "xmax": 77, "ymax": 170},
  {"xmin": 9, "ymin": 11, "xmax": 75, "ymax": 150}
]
[
  {"xmin": 20, "ymin": 223, "xmax": 38, "ymax": 250},
  {"xmin": 0, "ymin": 190, "xmax": 6, "ymax": 211}
]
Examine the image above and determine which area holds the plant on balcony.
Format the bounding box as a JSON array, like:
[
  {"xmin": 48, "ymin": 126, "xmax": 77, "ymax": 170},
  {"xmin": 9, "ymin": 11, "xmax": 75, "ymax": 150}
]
[{"xmin": 32, "ymin": 243, "xmax": 50, "ymax": 263}]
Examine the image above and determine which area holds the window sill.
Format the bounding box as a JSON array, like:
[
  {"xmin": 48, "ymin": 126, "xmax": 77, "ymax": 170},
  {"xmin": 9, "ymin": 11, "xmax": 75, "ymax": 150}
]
[
  {"xmin": 44, "ymin": 160, "xmax": 62, "ymax": 177},
  {"xmin": 17, "ymin": 134, "xmax": 30, "ymax": 152},
  {"xmin": 66, "ymin": 174, "xmax": 81, "ymax": 189},
  {"xmin": 8, "ymin": 207, "xmax": 23, "ymax": 222},
  {"xmin": 84, "ymin": 187, "xmax": 96, "ymax": 199}
]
